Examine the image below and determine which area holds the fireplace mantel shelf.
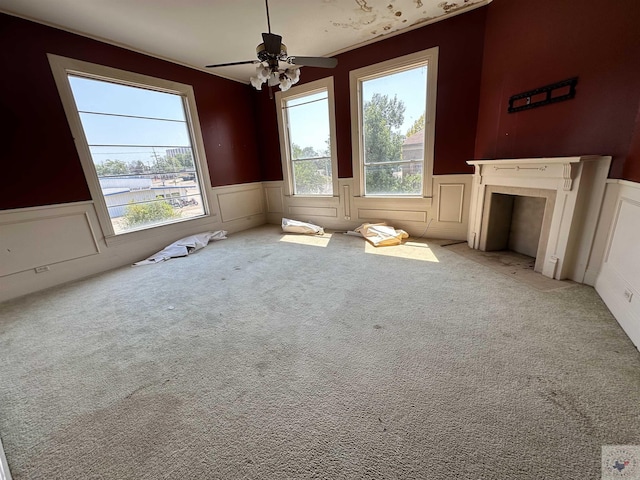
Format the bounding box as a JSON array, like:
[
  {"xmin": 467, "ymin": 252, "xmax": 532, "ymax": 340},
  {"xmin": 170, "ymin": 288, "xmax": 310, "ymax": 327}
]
[{"xmin": 468, "ymin": 156, "xmax": 603, "ymax": 166}]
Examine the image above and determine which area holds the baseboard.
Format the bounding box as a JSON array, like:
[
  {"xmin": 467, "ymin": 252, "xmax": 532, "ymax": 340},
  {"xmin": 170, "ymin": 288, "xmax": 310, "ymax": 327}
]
[{"xmin": 0, "ymin": 436, "xmax": 12, "ymax": 480}]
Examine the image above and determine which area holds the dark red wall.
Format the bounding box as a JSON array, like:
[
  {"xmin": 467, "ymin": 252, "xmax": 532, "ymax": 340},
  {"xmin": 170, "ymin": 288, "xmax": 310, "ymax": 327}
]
[
  {"xmin": 4, "ymin": 0, "xmax": 639, "ymax": 212},
  {"xmin": 475, "ymin": 0, "xmax": 640, "ymax": 178},
  {"xmin": 0, "ymin": 13, "xmax": 261, "ymax": 210},
  {"xmin": 258, "ymin": 7, "xmax": 487, "ymax": 181}
]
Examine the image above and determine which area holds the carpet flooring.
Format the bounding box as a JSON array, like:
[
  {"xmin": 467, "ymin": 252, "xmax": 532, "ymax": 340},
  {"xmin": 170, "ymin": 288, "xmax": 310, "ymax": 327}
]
[
  {"xmin": 442, "ymin": 243, "xmax": 576, "ymax": 292},
  {"xmin": 1, "ymin": 225, "xmax": 639, "ymax": 479}
]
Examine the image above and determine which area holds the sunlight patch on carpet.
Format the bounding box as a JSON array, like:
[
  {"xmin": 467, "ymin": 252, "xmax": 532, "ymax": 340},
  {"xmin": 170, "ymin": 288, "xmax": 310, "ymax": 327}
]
[
  {"xmin": 279, "ymin": 234, "xmax": 332, "ymax": 247},
  {"xmin": 364, "ymin": 241, "xmax": 439, "ymax": 262}
]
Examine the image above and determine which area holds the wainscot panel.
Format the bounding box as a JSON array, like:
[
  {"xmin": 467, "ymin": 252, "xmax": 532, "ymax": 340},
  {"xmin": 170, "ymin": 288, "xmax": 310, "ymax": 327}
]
[
  {"xmin": 595, "ymin": 180, "xmax": 640, "ymax": 349},
  {"xmin": 0, "ymin": 183, "xmax": 266, "ymax": 303},
  {"xmin": 0, "ymin": 202, "xmax": 99, "ymax": 277},
  {"xmin": 264, "ymin": 175, "xmax": 472, "ymax": 239},
  {"xmin": 217, "ymin": 183, "xmax": 264, "ymax": 223}
]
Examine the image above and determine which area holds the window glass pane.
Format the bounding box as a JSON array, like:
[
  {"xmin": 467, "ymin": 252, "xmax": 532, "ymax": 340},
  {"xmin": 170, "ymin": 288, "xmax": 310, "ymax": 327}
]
[
  {"xmin": 78, "ymin": 113, "xmax": 191, "ymax": 147},
  {"xmin": 285, "ymin": 90, "xmax": 333, "ymax": 195},
  {"xmin": 69, "ymin": 76, "xmax": 185, "ymax": 120},
  {"xmin": 89, "ymin": 146, "xmax": 196, "ymax": 175},
  {"xmin": 362, "ymin": 65, "xmax": 427, "ymax": 195},
  {"xmin": 292, "ymin": 158, "xmax": 333, "ymax": 195},
  {"xmin": 68, "ymin": 76, "xmax": 205, "ymax": 235}
]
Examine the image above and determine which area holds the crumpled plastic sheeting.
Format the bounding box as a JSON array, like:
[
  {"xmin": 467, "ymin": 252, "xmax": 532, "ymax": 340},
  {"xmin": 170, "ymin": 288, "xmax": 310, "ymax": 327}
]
[
  {"xmin": 281, "ymin": 218, "xmax": 325, "ymax": 235},
  {"xmin": 133, "ymin": 231, "xmax": 227, "ymax": 266},
  {"xmin": 354, "ymin": 223, "xmax": 408, "ymax": 247}
]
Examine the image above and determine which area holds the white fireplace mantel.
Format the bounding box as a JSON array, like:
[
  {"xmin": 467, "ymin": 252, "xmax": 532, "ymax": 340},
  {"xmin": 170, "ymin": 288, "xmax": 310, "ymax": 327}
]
[{"xmin": 466, "ymin": 156, "xmax": 611, "ymax": 283}]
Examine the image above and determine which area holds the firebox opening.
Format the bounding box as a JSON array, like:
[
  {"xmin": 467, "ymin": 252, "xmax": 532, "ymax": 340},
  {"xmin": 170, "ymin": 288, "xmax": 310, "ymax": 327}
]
[{"xmin": 483, "ymin": 193, "xmax": 547, "ymax": 266}]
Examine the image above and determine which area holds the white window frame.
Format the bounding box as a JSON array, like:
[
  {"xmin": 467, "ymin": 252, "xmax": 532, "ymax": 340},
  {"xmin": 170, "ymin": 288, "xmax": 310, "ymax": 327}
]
[
  {"xmin": 48, "ymin": 54, "xmax": 212, "ymax": 245},
  {"xmin": 275, "ymin": 77, "xmax": 339, "ymax": 198},
  {"xmin": 350, "ymin": 47, "xmax": 439, "ymax": 200}
]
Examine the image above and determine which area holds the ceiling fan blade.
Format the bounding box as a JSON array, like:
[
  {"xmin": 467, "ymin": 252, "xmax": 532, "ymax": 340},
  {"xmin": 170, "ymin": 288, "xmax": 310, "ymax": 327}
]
[
  {"xmin": 262, "ymin": 32, "xmax": 282, "ymax": 55},
  {"xmin": 289, "ymin": 56, "xmax": 338, "ymax": 68},
  {"xmin": 206, "ymin": 60, "xmax": 259, "ymax": 68}
]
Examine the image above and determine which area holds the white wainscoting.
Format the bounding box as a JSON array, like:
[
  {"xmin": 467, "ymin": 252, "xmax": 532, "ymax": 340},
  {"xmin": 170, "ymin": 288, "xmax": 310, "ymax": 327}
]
[
  {"xmin": 216, "ymin": 183, "xmax": 264, "ymax": 223},
  {"xmin": 263, "ymin": 175, "xmax": 472, "ymax": 239},
  {"xmin": 0, "ymin": 182, "xmax": 265, "ymax": 303},
  {"xmin": 595, "ymin": 180, "xmax": 640, "ymax": 349},
  {"xmin": 0, "ymin": 202, "xmax": 99, "ymax": 277}
]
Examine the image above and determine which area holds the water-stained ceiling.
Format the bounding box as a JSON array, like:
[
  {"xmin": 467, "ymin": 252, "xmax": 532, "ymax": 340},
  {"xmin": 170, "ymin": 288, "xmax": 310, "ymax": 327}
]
[{"xmin": 0, "ymin": 0, "xmax": 489, "ymax": 83}]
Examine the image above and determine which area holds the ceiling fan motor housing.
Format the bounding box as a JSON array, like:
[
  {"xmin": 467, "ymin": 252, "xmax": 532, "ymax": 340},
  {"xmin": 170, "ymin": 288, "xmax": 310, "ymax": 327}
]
[{"xmin": 257, "ymin": 42, "xmax": 288, "ymax": 65}]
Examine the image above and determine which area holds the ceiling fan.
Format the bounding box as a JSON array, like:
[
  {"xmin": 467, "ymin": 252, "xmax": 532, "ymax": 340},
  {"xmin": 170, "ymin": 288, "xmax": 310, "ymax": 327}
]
[{"xmin": 205, "ymin": 0, "xmax": 338, "ymax": 92}]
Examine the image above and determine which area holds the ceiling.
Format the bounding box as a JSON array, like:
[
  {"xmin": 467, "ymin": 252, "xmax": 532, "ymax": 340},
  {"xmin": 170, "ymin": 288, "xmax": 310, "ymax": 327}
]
[{"xmin": 0, "ymin": 0, "xmax": 489, "ymax": 83}]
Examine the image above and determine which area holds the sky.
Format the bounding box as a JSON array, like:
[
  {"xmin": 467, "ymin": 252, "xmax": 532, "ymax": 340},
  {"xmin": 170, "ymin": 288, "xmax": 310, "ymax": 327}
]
[
  {"xmin": 68, "ymin": 75, "xmax": 191, "ymax": 166},
  {"xmin": 362, "ymin": 65, "xmax": 428, "ymax": 133},
  {"xmin": 68, "ymin": 65, "xmax": 428, "ymax": 166},
  {"xmin": 285, "ymin": 91, "xmax": 330, "ymax": 155},
  {"xmin": 287, "ymin": 65, "xmax": 428, "ymax": 153}
]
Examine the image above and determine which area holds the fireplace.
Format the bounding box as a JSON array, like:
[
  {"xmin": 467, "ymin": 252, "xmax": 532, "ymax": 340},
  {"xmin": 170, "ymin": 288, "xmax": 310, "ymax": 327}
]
[{"xmin": 467, "ymin": 156, "xmax": 611, "ymax": 283}]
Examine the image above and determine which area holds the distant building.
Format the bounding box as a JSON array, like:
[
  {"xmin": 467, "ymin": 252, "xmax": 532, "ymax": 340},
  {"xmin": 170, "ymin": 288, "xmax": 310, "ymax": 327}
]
[
  {"xmin": 401, "ymin": 129, "xmax": 424, "ymax": 176},
  {"xmin": 99, "ymin": 177, "xmax": 197, "ymax": 218},
  {"xmin": 165, "ymin": 147, "xmax": 192, "ymax": 158}
]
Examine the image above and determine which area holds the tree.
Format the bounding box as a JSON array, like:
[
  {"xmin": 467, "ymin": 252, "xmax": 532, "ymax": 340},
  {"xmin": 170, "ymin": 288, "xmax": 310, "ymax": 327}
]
[
  {"xmin": 405, "ymin": 113, "xmax": 425, "ymax": 138},
  {"xmin": 95, "ymin": 159, "xmax": 129, "ymax": 177},
  {"xmin": 128, "ymin": 160, "xmax": 146, "ymax": 174},
  {"xmin": 123, "ymin": 200, "xmax": 178, "ymax": 228},
  {"xmin": 363, "ymin": 93, "xmax": 418, "ymax": 194},
  {"xmin": 290, "ymin": 143, "xmax": 330, "ymax": 194},
  {"xmin": 175, "ymin": 152, "xmax": 195, "ymax": 170},
  {"xmin": 363, "ymin": 93, "xmax": 405, "ymax": 164},
  {"xmin": 152, "ymin": 155, "xmax": 179, "ymax": 174}
]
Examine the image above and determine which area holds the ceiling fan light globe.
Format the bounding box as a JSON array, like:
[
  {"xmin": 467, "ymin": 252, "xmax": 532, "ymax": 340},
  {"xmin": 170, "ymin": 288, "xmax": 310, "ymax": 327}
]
[
  {"xmin": 256, "ymin": 65, "xmax": 270, "ymax": 81},
  {"xmin": 250, "ymin": 76, "xmax": 264, "ymax": 90},
  {"xmin": 279, "ymin": 78, "xmax": 292, "ymax": 91},
  {"xmin": 268, "ymin": 72, "xmax": 280, "ymax": 87},
  {"xmin": 286, "ymin": 68, "xmax": 300, "ymax": 83}
]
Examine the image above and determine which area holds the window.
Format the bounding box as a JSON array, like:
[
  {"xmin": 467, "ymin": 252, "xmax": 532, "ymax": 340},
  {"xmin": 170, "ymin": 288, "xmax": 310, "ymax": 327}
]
[
  {"xmin": 48, "ymin": 55, "xmax": 211, "ymax": 238},
  {"xmin": 350, "ymin": 47, "xmax": 438, "ymax": 198},
  {"xmin": 276, "ymin": 77, "xmax": 338, "ymax": 197}
]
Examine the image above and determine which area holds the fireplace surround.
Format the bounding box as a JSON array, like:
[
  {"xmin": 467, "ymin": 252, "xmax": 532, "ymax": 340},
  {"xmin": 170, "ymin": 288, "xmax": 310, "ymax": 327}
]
[{"xmin": 467, "ymin": 156, "xmax": 611, "ymax": 283}]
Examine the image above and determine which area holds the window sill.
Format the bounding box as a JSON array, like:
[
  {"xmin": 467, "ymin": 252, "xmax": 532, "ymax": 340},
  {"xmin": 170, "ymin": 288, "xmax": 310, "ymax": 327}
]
[{"xmin": 103, "ymin": 214, "xmax": 218, "ymax": 248}]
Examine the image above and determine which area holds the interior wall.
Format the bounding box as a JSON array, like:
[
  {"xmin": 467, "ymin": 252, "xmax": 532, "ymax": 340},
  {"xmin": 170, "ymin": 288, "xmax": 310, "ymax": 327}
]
[
  {"xmin": 257, "ymin": 6, "xmax": 487, "ymax": 181},
  {"xmin": 0, "ymin": 182, "xmax": 267, "ymax": 303},
  {"xmin": 595, "ymin": 180, "xmax": 640, "ymax": 348},
  {"xmin": 475, "ymin": 0, "xmax": 640, "ymax": 179},
  {"xmin": 0, "ymin": 13, "xmax": 261, "ymax": 211}
]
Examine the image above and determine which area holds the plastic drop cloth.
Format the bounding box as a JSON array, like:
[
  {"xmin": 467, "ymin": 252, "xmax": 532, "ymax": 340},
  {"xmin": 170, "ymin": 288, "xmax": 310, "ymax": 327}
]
[
  {"xmin": 281, "ymin": 218, "xmax": 324, "ymax": 235},
  {"xmin": 133, "ymin": 230, "xmax": 227, "ymax": 266},
  {"xmin": 354, "ymin": 222, "xmax": 408, "ymax": 247}
]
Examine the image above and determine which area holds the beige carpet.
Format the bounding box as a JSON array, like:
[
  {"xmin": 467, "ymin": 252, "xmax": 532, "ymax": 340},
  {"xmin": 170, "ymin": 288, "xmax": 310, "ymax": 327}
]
[
  {"xmin": 442, "ymin": 242, "xmax": 576, "ymax": 292},
  {"xmin": 1, "ymin": 225, "xmax": 639, "ymax": 479}
]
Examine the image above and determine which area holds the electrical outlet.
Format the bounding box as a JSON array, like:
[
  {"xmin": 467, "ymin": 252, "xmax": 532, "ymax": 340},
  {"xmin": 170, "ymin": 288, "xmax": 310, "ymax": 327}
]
[
  {"xmin": 624, "ymin": 289, "xmax": 633, "ymax": 302},
  {"xmin": 35, "ymin": 265, "xmax": 50, "ymax": 273}
]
